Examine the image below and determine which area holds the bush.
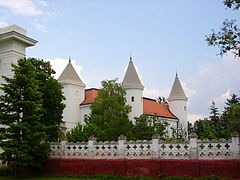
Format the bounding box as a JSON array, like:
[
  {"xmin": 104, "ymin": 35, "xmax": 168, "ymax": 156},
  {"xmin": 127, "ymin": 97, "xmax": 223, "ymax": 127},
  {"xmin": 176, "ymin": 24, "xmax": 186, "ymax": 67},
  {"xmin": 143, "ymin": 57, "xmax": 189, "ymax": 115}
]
[{"xmin": 0, "ymin": 167, "xmax": 16, "ymax": 176}]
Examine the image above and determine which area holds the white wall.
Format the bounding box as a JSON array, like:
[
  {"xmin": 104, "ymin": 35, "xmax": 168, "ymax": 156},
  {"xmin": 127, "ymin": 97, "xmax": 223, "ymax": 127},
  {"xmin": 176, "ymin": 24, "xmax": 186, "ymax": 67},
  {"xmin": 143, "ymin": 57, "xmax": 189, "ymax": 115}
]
[
  {"xmin": 168, "ymin": 100, "xmax": 188, "ymax": 134},
  {"xmin": 61, "ymin": 83, "xmax": 85, "ymax": 131},
  {"xmin": 125, "ymin": 88, "xmax": 143, "ymax": 124}
]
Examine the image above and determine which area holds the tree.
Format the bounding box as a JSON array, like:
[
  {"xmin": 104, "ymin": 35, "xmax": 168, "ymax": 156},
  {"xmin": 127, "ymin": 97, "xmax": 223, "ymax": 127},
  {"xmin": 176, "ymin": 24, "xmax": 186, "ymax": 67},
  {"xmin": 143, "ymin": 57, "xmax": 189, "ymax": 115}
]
[
  {"xmin": 29, "ymin": 58, "xmax": 65, "ymax": 141},
  {"xmin": 222, "ymin": 93, "xmax": 240, "ymax": 134},
  {"xmin": 193, "ymin": 118, "xmax": 216, "ymax": 140},
  {"xmin": 206, "ymin": 0, "xmax": 240, "ymax": 57},
  {"xmin": 157, "ymin": 96, "xmax": 168, "ymax": 104},
  {"xmin": 209, "ymin": 101, "xmax": 230, "ymax": 139},
  {"xmin": 132, "ymin": 114, "xmax": 168, "ymax": 140},
  {"xmin": 0, "ymin": 58, "xmax": 65, "ymax": 172},
  {"xmin": 89, "ymin": 79, "xmax": 132, "ymax": 141}
]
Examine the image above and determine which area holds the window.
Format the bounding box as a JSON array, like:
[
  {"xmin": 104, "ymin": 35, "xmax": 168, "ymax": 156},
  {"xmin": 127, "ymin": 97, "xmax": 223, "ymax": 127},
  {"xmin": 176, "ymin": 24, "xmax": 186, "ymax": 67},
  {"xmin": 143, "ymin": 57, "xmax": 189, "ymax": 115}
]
[{"xmin": 131, "ymin": 96, "xmax": 134, "ymax": 102}]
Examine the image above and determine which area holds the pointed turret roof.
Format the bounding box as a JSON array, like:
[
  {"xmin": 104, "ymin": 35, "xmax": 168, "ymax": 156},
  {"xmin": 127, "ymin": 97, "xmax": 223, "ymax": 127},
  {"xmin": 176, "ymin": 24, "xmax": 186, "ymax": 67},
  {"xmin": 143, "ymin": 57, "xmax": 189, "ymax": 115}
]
[
  {"xmin": 122, "ymin": 57, "xmax": 143, "ymax": 89},
  {"xmin": 58, "ymin": 60, "xmax": 85, "ymax": 87},
  {"xmin": 168, "ymin": 73, "xmax": 187, "ymax": 100}
]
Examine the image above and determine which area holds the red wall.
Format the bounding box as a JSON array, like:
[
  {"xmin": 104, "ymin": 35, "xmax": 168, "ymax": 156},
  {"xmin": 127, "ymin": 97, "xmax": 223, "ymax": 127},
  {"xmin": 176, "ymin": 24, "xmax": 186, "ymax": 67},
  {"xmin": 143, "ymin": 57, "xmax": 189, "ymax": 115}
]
[{"xmin": 44, "ymin": 159, "xmax": 240, "ymax": 179}]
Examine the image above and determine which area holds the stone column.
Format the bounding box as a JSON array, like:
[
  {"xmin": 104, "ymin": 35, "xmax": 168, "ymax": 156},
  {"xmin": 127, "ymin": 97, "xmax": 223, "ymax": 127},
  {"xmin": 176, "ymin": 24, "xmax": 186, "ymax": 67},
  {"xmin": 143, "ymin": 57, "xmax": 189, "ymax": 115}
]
[
  {"xmin": 118, "ymin": 135, "xmax": 126, "ymax": 158},
  {"xmin": 60, "ymin": 140, "xmax": 67, "ymax": 158},
  {"xmin": 88, "ymin": 136, "xmax": 96, "ymax": 159},
  {"xmin": 152, "ymin": 134, "xmax": 160, "ymax": 158},
  {"xmin": 231, "ymin": 133, "xmax": 240, "ymax": 159},
  {"xmin": 189, "ymin": 133, "xmax": 198, "ymax": 159},
  {"xmin": 0, "ymin": 25, "xmax": 37, "ymax": 95}
]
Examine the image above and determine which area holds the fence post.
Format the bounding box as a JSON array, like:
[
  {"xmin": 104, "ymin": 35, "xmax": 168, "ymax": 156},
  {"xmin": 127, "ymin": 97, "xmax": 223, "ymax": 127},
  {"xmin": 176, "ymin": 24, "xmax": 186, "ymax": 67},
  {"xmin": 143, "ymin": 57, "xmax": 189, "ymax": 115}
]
[
  {"xmin": 88, "ymin": 136, "xmax": 96, "ymax": 159},
  {"xmin": 189, "ymin": 133, "xmax": 198, "ymax": 159},
  {"xmin": 152, "ymin": 134, "xmax": 160, "ymax": 158},
  {"xmin": 231, "ymin": 132, "xmax": 240, "ymax": 159},
  {"xmin": 60, "ymin": 140, "xmax": 67, "ymax": 158},
  {"xmin": 118, "ymin": 135, "xmax": 126, "ymax": 158}
]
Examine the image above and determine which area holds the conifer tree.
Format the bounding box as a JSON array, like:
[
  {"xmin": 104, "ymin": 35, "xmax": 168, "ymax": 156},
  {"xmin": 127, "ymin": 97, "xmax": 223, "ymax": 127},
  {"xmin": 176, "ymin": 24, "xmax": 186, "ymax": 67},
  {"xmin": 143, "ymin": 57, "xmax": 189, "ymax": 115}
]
[
  {"xmin": 223, "ymin": 93, "xmax": 240, "ymax": 134},
  {"xmin": 0, "ymin": 59, "xmax": 49, "ymax": 171},
  {"xmin": 0, "ymin": 58, "xmax": 65, "ymax": 171}
]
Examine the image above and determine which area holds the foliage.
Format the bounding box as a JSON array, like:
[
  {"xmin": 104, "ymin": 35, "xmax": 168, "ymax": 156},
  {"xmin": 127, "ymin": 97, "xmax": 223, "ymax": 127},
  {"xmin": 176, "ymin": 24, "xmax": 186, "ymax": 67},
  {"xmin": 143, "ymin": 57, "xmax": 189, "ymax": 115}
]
[
  {"xmin": 206, "ymin": 1, "xmax": 240, "ymax": 57},
  {"xmin": 89, "ymin": 79, "xmax": 133, "ymax": 141},
  {"xmin": 28, "ymin": 58, "xmax": 65, "ymax": 141},
  {"xmin": 224, "ymin": 0, "xmax": 240, "ymax": 10},
  {"xmin": 223, "ymin": 93, "xmax": 240, "ymax": 134},
  {"xmin": 157, "ymin": 97, "xmax": 168, "ymax": 104},
  {"xmin": 0, "ymin": 58, "xmax": 65, "ymax": 172},
  {"xmin": 191, "ymin": 93, "xmax": 240, "ymax": 140},
  {"xmin": 67, "ymin": 79, "xmax": 133, "ymax": 142},
  {"xmin": 0, "ymin": 167, "xmax": 17, "ymax": 176},
  {"xmin": 132, "ymin": 115, "xmax": 168, "ymax": 140},
  {"xmin": 66, "ymin": 122, "xmax": 102, "ymax": 142}
]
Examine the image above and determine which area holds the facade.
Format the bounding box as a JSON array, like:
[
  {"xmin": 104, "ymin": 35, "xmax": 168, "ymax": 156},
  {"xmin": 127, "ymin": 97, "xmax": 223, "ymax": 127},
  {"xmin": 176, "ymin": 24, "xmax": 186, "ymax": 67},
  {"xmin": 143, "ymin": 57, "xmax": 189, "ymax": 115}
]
[
  {"xmin": 0, "ymin": 25, "xmax": 188, "ymax": 137},
  {"xmin": 59, "ymin": 57, "xmax": 188, "ymax": 137}
]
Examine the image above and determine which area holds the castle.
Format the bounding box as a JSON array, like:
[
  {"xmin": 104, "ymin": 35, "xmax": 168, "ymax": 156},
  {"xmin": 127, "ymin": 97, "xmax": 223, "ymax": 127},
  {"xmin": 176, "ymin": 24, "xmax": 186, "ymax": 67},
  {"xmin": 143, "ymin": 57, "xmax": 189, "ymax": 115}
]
[{"xmin": 0, "ymin": 25, "xmax": 188, "ymax": 137}]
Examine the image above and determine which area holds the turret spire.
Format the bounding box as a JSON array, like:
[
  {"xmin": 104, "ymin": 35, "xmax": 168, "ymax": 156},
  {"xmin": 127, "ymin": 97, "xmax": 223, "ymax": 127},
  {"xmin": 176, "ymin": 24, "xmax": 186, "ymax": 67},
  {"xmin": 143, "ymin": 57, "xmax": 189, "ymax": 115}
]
[
  {"xmin": 122, "ymin": 57, "xmax": 143, "ymax": 89},
  {"xmin": 58, "ymin": 60, "xmax": 85, "ymax": 87},
  {"xmin": 168, "ymin": 73, "xmax": 187, "ymax": 100}
]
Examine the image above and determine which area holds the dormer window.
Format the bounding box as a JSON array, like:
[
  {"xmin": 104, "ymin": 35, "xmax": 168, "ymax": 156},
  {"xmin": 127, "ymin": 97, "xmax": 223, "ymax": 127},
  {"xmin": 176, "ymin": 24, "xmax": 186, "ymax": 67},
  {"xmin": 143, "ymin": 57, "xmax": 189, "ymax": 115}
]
[{"xmin": 131, "ymin": 96, "xmax": 134, "ymax": 102}]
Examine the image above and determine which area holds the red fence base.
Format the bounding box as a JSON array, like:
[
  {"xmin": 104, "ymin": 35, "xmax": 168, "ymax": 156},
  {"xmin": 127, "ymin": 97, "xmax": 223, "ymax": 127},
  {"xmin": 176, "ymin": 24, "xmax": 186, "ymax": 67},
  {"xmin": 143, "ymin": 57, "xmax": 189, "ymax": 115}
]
[{"xmin": 44, "ymin": 159, "xmax": 240, "ymax": 179}]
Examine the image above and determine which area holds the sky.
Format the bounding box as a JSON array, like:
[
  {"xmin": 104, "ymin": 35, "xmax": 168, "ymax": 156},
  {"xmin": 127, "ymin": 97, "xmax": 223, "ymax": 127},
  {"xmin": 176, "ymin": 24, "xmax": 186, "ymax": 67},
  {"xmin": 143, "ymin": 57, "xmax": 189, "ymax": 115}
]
[{"xmin": 0, "ymin": 0, "xmax": 239, "ymax": 123}]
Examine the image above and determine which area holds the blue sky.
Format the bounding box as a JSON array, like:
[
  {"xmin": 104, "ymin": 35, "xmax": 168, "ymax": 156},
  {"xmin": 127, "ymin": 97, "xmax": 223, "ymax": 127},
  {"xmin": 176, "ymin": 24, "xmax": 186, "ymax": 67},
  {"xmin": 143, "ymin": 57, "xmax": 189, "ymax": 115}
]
[{"xmin": 0, "ymin": 0, "xmax": 239, "ymax": 122}]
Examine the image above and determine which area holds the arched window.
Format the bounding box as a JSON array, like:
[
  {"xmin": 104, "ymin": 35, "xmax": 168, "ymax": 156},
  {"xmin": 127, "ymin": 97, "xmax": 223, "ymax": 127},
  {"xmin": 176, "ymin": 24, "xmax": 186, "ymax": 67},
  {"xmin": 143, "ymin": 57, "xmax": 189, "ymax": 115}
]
[{"xmin": 131, "ymin": 96, "xmax": 134, "ymax": 102}]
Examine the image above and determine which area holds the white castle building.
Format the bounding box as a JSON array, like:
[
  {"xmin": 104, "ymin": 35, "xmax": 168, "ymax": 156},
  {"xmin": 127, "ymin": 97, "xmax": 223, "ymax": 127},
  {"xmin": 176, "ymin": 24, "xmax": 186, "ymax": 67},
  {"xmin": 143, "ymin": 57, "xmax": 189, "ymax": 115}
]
[{"xmin": 0, "ymin": 25, "xmax": 188, "ymax": 137}]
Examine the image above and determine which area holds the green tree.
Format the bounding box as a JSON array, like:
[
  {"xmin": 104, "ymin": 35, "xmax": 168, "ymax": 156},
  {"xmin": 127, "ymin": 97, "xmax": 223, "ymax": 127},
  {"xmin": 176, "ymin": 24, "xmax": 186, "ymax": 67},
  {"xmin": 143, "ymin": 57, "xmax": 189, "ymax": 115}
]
[
  {"xmin": 89, "ymin": 79, "xmax": 132, "ymax": 141},
  {"xmin": 222, "ymin": 93, "xmax": 240, "ymax": 134},
  {"xmin": 193, "ymin": 119, "xmax": 216, "ymax": 140},
  {"xmin": 206, "ymin": 0, "xmax": 240, "ymax": 57},
  {"xmin": 157, "ymin": 96, "xmax": 168, "ymax": 104},
  {"xmin": 132, "ymin": 114, "xmax": 168, "ymax": 140},
  {"xmin": 0, "ymin": 59, "xmax": 49, "ymax": 172},
  {"xmin": 0, "ymin": 58, "xmax": 65, "ymax": 172},
  {"xmin": 29, "ymin": 58, "xmax": 65, "ymax": 141}
]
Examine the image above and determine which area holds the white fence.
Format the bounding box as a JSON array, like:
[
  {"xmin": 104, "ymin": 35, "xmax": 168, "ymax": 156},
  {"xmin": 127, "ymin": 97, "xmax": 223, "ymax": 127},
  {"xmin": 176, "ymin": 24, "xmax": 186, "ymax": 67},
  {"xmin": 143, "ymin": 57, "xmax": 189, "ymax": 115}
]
[{"xmin": 50, "ymin": 134, "xmax": 240, "ymax": 159}]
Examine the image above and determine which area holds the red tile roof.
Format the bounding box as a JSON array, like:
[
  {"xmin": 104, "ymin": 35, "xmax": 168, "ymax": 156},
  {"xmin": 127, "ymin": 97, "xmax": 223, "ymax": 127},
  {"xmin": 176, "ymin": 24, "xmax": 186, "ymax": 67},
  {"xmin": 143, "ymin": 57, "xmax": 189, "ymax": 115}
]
[
  {"xmin": 143, "ymin": 97, "xmax": 177, "ymax": 119},
  {"xmin": 80, "ymin": 89, "xmax": 177, "ymax": 119},
  {"xmin": 81, "ymin": 88, "xmax": 99, "ymax": 105}
]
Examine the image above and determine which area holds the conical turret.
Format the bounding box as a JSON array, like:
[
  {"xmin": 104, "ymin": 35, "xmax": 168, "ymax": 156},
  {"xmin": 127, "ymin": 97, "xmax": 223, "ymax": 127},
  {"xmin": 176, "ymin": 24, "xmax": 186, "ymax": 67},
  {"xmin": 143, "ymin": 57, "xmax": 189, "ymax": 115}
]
[
  {"xmin": 168, "ymin": 73, "xmax": 187, "ymax": 101},
  {"xmin": 122, "ymin": 56, "xmax": 144, "ymax": 123},
  {"xmin": 167, "ymin": 73, "xmax": 188, "ymax": 138},
  {"xmin": 58, "ymin": 60, "xmax": 85, "ymax": 87},
  {"xmin": 122, "ymin": 57, "xmax": 144, "ymax": 89},
  {"xmin": 59, "ymin": 59, "xmax": 86, "ymax": 131}
]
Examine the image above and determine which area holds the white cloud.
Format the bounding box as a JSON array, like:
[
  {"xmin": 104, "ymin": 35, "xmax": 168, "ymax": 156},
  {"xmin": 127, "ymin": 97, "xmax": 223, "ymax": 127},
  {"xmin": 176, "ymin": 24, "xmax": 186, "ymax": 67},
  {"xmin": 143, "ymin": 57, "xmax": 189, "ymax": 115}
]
[
  {"xmin": 0, "ymin": 0, "xmax": 42, "ymax": 16},
  {"xmin": 33, "ymin": 23, "xmax": 47, "ymax": 32},
  {"xmin": 0, "ymin": 21, "xmax": 8, "ymax": 27},
  {"xmin": 213, "ymin": 89, "xmax": 231, "ymax": 106},
  {"xmin": 188, "ymin": 114, "xmax": 206, "ymax": 124},
  {"xmin": 182, "ymin": 82, "xmax": 196, "ymax": 98},
  {"xmin": 187, "ymin": 52, "xmax": 240, "ymax": 115},
  {"xmin": 143, "ymin": 88, "xmax": 170, "ymax": 99},
  {"xmin": 46, "ymin": 58, "xmax": 85, "ymax": 83},
  {"xmin": 35, "ymin": 0, "xmax": 47, "ymax": 7}
]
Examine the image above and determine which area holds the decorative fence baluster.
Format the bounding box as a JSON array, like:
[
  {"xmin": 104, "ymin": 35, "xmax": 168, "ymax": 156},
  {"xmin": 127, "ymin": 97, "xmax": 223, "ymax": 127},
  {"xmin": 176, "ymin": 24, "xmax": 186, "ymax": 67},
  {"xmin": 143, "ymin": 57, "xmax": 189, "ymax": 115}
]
[{"xmin": 50, "ymin": 134, "xmax": 240, "ymax": 159}]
